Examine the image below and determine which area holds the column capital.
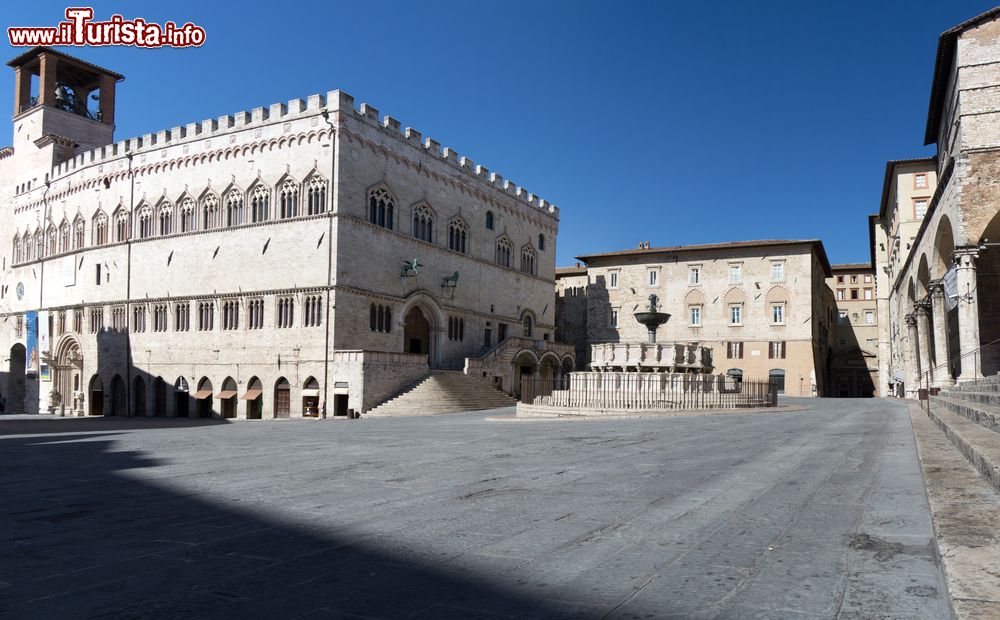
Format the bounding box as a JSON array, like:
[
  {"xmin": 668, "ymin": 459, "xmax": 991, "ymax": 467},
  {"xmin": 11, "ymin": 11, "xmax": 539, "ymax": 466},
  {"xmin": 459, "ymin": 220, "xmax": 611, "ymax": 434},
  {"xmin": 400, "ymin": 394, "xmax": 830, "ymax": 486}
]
[
  {"xmin": 953, "ymin": 245, "xmax": 982, "ymax": 267},
  {"xmin": 914, "ymin": 298, "xmax": 932, "ymax": 313},
  {"xmin": 904, "ymin": 313, "xmax": 918, "ymax": 326},
  {"xmin": 927, "ymin": 279, "xmax": 945, "ymax": 295}
]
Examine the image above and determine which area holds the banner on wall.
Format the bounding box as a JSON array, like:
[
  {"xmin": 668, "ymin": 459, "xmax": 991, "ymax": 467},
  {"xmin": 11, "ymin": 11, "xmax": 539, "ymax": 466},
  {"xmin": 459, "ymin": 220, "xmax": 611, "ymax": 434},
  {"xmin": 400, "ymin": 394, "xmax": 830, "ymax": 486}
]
[
  {"xmin": 943, "ymin": 265, "xmax": 959, "ymax": 312},
  {"xmin": 38, "ymin": 310, "xmax": 50, "ymax": 381},
  {"xmin": 25, "ymin": 310, "xmax": 38, "ymax": 377}
]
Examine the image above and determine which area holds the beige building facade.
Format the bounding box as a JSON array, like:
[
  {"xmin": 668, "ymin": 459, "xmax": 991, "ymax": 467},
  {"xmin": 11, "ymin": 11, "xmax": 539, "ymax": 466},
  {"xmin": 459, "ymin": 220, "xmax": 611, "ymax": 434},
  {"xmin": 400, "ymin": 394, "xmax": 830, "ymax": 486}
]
[
  {"xmin": 826, "ymin": 263, "xmax": 879, "ymax": 397},
  {"xmin": 872, "ymin": 8, "xmax": 1000, "ymax": 397},
  {"xmin": 0, "ymin": 47, "xmax": 571, "ymax": 417},
  {"xmin": 555, "ymin": 240, "xmax": 835, "ymax": 397}
]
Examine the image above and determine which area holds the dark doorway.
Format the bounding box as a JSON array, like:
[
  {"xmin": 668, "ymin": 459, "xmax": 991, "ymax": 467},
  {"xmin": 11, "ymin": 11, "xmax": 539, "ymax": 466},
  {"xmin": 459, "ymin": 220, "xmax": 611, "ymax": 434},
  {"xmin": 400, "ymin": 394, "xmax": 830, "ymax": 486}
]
[
  {"xmin": 220, "ymin": 377, "xmax": 238, "ymax": 419},
  {"xmin": 498, "ymin": 323, "xmax": 508, "ymax": 343},
  {"xmin": 154, "ymin": 377, "xmax": 167, "ymax": 417},
  {"xmin": 8, "ymin": 344, "xmax": 26, "ymax": 414},
  {"xmin": 132, "ymin": 377, "xmax": 146, "ymax": 417},
  {"xmin": 274, "ymin": 378, "xmax": 290, "ymax": 419},
  {"xmin": 174, "ymin": 377, "xmax": 190, "ymax": 418},
  {"xmin": 196, "ymin": 378, "xmax": 214, "ymax": 418},
  {"xmin": 404, "ymin": 306, "xmax": 431, "ymax": 359},
  {"xmin": 110, "ymin": 375, "xmax": 126, "ymax": 416},
  {"xmin": 89, "ymin": 374, "xmax": 104, "ymax": 416},
  {"xmin": 334, "ymin": 394, "xmax": 349, "ymax": 417},
  {"xmin": 302, "ymin": 377, "xmax": 319, "ymax": 417},
  {"xmin": 244, "ymin": 377, "xmax": 263, "ymax": 419}
]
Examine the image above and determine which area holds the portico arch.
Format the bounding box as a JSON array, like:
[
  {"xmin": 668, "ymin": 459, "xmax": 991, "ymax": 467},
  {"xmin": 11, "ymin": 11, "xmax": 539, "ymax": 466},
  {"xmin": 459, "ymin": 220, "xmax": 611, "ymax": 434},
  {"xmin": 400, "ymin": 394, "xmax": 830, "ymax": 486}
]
[
  {"xmin": 109, "ymin": 375, "xmax": 126, "ymax": 416},
  {"xmin": 398, "ymin": 291, "xmax": 444, "ymax": 368},
  {"xmin": 88, "ymin": 374, "xmax": 103, "ymax": 416},
  {"xmin": 52, "ymin": 336, "xmax": 82, "ymax": 415},
  {"xmin": 511, "ymin": 349, "xmax": 539, "ymax": 398},
  {"xmin": 7, "ymin": 343, "xmax": 26, "ymax": 414},
  {"xmin": 933, "ymin": 215, "xmax": 957, "ymax": 278}
]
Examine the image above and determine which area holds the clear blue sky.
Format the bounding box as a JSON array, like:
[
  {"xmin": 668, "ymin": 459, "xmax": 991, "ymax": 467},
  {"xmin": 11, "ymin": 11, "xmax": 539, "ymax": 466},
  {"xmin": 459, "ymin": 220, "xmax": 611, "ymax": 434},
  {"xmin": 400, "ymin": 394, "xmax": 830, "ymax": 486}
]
[{"xmin": 2, "ymin": 1, "xmax": 997, "ymax": 266}]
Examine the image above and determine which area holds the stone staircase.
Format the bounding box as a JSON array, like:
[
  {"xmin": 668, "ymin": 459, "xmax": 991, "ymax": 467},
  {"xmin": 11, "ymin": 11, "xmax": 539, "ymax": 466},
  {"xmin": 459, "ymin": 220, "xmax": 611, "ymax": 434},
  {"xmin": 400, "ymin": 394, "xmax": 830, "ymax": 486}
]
[
  {"xmin": 927, "ymin": 375, "xmax": 1000, "ymax": 494},
  {"xmin": 365, "ymin": 370, "xmax": 516, "ymax": 417}
]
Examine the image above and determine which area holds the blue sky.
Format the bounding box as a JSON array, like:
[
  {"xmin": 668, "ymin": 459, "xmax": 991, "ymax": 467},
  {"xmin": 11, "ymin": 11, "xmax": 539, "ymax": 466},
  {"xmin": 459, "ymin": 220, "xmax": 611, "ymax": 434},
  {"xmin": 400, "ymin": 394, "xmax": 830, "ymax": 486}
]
[{"xmin": 2, "ymin": 1, "xmax": 997, "ymax": 266}]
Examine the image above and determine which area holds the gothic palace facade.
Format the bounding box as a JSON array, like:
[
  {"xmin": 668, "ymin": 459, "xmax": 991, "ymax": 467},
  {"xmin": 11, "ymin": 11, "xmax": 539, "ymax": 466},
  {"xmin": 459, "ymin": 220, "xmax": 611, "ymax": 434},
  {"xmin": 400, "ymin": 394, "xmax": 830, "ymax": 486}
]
[{"xmin": 0, "ymin": 47, "xmax": 570, "ymax": 418}]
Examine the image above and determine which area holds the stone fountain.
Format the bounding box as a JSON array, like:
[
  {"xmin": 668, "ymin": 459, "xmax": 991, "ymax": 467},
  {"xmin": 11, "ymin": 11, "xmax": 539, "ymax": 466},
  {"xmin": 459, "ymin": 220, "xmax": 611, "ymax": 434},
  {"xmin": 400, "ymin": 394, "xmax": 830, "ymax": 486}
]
[{"xmin": 633, "ymin": 294, "xmax": 671, "ymax": 344}]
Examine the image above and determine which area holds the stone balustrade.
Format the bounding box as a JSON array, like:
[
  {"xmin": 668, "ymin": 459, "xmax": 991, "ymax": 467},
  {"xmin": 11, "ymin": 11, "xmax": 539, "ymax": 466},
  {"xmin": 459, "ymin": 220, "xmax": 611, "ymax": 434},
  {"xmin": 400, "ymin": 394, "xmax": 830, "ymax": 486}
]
[{"xmin": 589, "ymin": 342, "xmax": 713, "ymax": 373}]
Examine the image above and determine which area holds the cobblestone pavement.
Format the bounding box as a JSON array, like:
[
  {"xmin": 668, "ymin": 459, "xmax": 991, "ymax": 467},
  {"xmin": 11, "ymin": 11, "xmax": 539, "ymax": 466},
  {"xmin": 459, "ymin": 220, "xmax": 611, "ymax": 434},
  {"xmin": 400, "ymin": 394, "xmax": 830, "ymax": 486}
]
[{"xmin": 0, "ymin": 398, "xmax": 950, "ymax": 619}]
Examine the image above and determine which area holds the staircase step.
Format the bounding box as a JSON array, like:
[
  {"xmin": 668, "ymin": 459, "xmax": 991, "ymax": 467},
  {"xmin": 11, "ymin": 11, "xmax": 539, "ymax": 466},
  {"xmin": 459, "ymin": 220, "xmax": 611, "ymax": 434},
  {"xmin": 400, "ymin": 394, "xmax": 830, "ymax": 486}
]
[
  {"xmin": 366, "ymin": 370, "xmax": 516, "ymax": 417},
  {"xmin": 927, "ymin": 398, "xmax": 1000, "ymax": 494},
  {"xmin": 932, "ymin": 395, "xmax": 1000, "ymax": 434}
]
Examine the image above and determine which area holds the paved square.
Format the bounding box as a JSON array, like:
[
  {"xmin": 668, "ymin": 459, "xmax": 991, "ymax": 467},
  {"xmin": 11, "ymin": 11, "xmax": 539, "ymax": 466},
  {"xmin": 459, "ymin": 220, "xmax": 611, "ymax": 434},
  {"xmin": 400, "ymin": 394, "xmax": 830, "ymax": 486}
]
[{"xmin": 0, "ymin": 399, "xmax": 950, "ymax": 619}]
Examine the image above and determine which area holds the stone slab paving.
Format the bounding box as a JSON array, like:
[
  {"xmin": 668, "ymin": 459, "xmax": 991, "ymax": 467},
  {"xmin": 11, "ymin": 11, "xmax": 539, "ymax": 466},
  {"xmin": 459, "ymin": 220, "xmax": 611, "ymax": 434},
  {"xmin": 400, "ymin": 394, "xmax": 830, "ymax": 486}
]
[{"xmin": 0, "ymin": 399, "xmax": 951, "ymax": 619}]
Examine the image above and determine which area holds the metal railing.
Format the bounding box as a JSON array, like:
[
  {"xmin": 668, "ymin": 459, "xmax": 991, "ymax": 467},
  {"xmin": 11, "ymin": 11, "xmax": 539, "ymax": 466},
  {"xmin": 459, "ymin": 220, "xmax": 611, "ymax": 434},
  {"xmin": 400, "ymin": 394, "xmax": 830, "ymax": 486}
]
[
  {"xmin": 917, "ymin": 337, "xmax": 1000, "ymax": 411},
  {"xmin": 520, "ymin": 372, "xmax": 777, "ymax": 411}
]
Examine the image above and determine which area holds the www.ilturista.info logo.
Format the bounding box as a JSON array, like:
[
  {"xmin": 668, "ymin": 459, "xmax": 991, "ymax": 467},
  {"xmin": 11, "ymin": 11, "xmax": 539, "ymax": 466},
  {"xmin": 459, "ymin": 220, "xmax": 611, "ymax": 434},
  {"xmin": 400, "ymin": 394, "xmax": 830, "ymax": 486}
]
[{"xmin": 8, "ymin": 8, "xmax": 206, "ymax": 48}]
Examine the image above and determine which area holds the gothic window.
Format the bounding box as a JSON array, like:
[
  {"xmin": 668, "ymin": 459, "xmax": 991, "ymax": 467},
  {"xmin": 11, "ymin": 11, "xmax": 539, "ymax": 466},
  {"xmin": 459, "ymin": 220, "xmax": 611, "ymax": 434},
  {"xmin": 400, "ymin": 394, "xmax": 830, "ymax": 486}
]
[
  {"xmin": 247, "ymin": 298, "xmax": 264, "ymax": 329},
  {"xmin": 111, "ymin": 306, "xmax": 127, "ymax": 331},
  {"xmin": 202, "ymin": 194, "xmax": 220, "ymax": 230},
  {"xmin": 369, "ymin": 304, "xmax": 391, "ymax": 333},
  {"xmin": 306, "ymin": 176, "xmax": 327, "ymax": 215},
  {"xmin": 58, "ymin": 221, "xmax": 69, "ymax": 253},
  {"xmin": 179, "ymin": 198, "xmax": 196, "ymax": 232},
  {"xmin": 448, "ymin": 316, "xmax": 465, "ymax": 341},
  {"xmin": 73, "ymin": 217, "xmax": 85, "ymax": 249},
  {"xmin": 448, "ymin": 219, "xmax": 467, "ymax": 254},
  {"xmin": 57, "ymin": 311, "xmax": 66, "ymax": 335},
  {"xmin": 522, "ymin": 314, "xmax": 533, "ymax": 338},
  {"xmin": 222, "ymin": 300, "xmax": 239, "ymax": 330},
  {"xmin": 485, "ymin": 210, "xmax": 494, "ymax": 230},
  {"xmin": 250, "ymin": 184, "xmax": 270, "ymax": 223},
  {"xmin": 152, "ymin": 304, "xmax": 168, "ymax": 332},
  {"xmin": 73, "ymin": 309, "xmax": 83, "ymax": 333},
  {"xmin": 92, "ymin": 212, "xmax": 108, "ymax": 245},
  {"xmin": 304, "ymin": 295, "xmax": 322, "ymax": 327},
  {"xmin": 521, "ymin": 246, "xmax": 536, "ymax": 276},
  {"xmin": 135, "ymin": 205, "xmax": 153, "ymax": 239},
  {"xmin": 225, "ymin": 189, "xmax": 245, "ymax": 227},
  {"xmin": 114, "ymin": 209, "xmax": 129, "ymax": 242},
  {"xmin": 46, "ymin": 225, "xmax": 56, "ymax": 256},
  {"xmin": 12, "ymin": 236, "xmax": 21, "ymax": 263},
  {"xmin": 368, "ymin": 187, "xmax": 394, "ymax": 229},
  {"xmin": 496, "ymin": 237, "xmax": 512, "ymax": 268},
  {"xmin": 538, "ymin": 233, "xmax": 545, "ymax": 251},
  {"xmin": 197, "ymin": 301, "xmax": 214, "ymax": 331},
  {"xmin": 412, "ymin": 204, "xmax": 434, "ymax": 242},
  {"xmin": 279, "ymin": 178, "xmax": 299, "ymax": 219},
  {"xmin": 132, "ymin": 305, "xmax": 146, "ymax": 333},
  {"xmin": 157, "ymin": 202, "xmax": 173, "ymax": 236},
  {"xmin": 175, "ymin": 302, "xmax": 190, "ymax": 332},
  {"xmin": 34, "ymin": 229, "xmax": 44, "ymax": 258},
  {"xmin": 276, "ymin": 297, "xmax": 295, "ymax": 328},
  {"xmin": 89, "ymin": 307, "xmax": 104, "ymax": 333}
]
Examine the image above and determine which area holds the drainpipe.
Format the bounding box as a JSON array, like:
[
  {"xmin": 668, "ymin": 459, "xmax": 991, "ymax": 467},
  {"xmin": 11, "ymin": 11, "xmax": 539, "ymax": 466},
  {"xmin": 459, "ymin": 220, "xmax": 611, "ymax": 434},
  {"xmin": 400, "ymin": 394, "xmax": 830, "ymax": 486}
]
[
  {"xmin": 125, "ymin": 152, "xmax": 134, "ymax": 416},
  {"xmin": 320, "ymin": 109, "xmax": 336, "ymax": 419}
]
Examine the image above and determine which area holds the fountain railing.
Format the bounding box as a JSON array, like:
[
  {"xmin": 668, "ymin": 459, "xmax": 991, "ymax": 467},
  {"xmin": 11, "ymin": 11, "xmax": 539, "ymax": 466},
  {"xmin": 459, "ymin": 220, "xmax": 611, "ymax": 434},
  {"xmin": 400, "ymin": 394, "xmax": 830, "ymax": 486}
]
[{"xmin": 589, "ymin": 342, "xmax": 713, "ymax": 373}]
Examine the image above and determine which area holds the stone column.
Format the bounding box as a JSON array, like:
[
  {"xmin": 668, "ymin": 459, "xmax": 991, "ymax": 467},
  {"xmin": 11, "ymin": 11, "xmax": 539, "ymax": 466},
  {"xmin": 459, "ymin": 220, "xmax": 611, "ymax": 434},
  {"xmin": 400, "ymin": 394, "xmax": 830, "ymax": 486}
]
[
  {"xmin": 904, "ymin": 314, "xmax": 920, "ymax": 398},
  {"xmin": 928, "ymin": 279, "xmax": 953, "ymax": 387},
  {"xmin": 914, "ymin": 302, "xmax": 933, "ymax": 392},
  {"xmin": 13, "ymin": 66, "xmax": 31, "ymax": 115},
  {"xmin": 953, "ymin": 247, "xmax": 983, "ymax": 382},
  {"xmin": 37, "ymin": 53, "xmax": 57, "ymax": 107}
]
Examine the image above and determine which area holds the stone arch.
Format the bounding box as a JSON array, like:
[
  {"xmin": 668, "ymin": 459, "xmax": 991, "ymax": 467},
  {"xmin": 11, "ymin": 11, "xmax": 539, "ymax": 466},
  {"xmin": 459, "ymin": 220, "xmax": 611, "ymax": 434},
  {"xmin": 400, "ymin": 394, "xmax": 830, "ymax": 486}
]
[
  {"xmin": 933, "ymin": 215, "xmax": 957, "ymax": 278},
  {"xmin": 109, "ymin": 375, "xmax": 126, "ymax": 417},
  {"xmin": 398, "ymin": 291, "xmax": 445, "ymax": 367},
  {"xmin": 52, "ymin": 335, "xmax": 82, "ymax": 415},
  {"xmin": 245, "ymin": 376, "xmax": 263, "ymax": 419},
  {"xmin": 511, "ymin": 349, "xmax": 540, "ymax": 399},
  {"xmin": 520, "ymin": 309, "xmax": 537, "ymax": 339},
  {"xmin": 723, "ymin": 287, "xmax": 746, "ymax": 304},
  {"xmin": 538, "ymin": 351, "xmax": 560, "ymax": 382},
  {"xmin": 153, "ymin": 377, "xmax": 167, "ymax": 417},
  {"xmin": 174, "ymin": 376, "xmax": 190, "ymax": 418},
  {"xmin": 560, "ymin": 354, "xmax": 576, "ymax": 375},
  {"xmin": 684, "ymin": 289, "xmax": 705, "ymax": 305},
  {"xmin": 196, "ymin": 377, "xmax": 214, "ymax": 418},
  {"xmin": 7, "ymin": 343, "xmax": 26, "ymax": 414},
  {"xmin": 274, "ymin": 377, "xmax": 291, "ymax": 419},
  {"xmin": 220, "ymin": 376, "xmax": 238, "ymax": 419},
  {"xmin": 132, "ymin": 376, "xmax": 146, "ymax": 417},
  {"xmin": 88, "ymin": 373, "xmax": 103, "ymax": 416},
  {"xmin": 916, "ymin": 253, "xmax": 931, "ymax": 297},
  {"xmin": 302, "ymin": 376, "xmax": 320, "ymax": 417}
]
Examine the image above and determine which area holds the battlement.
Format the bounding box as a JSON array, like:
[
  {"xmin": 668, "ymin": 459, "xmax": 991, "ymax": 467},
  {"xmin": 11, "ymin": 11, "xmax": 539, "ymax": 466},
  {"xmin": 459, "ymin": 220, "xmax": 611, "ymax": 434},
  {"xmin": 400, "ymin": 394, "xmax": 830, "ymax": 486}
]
[{"xmin": 48, "ymin": 89, "xmax": 559, "ymax": 219}]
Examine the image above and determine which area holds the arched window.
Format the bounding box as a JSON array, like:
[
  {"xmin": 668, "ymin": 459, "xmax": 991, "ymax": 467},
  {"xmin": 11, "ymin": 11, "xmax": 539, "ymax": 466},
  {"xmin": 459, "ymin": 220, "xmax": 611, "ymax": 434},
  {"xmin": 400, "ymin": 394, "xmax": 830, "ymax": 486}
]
[
  {"xmin": 412, "ymin": 204, "xmax": 434, "ymax": 242},
  {"xmin": 58, "ymin": 221, "xmax": 69, "ymax": 253},
  {"xmin": 521, "ymin": 246, "xmax": 536, "ymax": 276},
  {"xmin": 306, "ymin": 176, "xmax": 327, "ymax": 215},
  {"xmin": 447, "ymin": 316, "xmax": 465, "ymax": 341},
  {"xmin": 157, "ymin": 202, "xmax": 173, "ymax": 236},
  {"xmin": 522, "ymin": 314, "xmax": 533, "ymax": 338},
  {"xmin": 34, "ymin": 229, "xmax": 44, "ymax": 258},
  {"xmin": 538, "ymin": 233, "xmax": 545, "ymax": 251},
  {"xmin": 73, "ymin": 217, "xmax": 85, "ymax": 249},
  {"xmin": 12, "ymin": 236, "xmax": 21, "ymax": 263},
  {"xmin": 92, "ymin": 212, "xmax": 108, "ymax": 245},
  {"xmin": 179, "ymin": 198, "xmax": 196, "ymax": 232},
  {"xmin": 368, "ymin": 187, "xmax": 394, "ymax": 229},
  {"xmin": 369, "ymin": 304, "xmax": 391, "ymax": 333},
  {"xmin": 114, "ymin": 210, "xmax": 129, "ymax": 242},
  {"xmin": 201, "ymin": 194, "xmax": 220, "ymax": 230},
  {"xmin": 250, "ymin": 184, "xmax": 269, "ymax": 223},
  {"xmin": 225, "ymin": 189, "xmax": 244, "ymax": 227},
  {"xmin": 485, "ymin": 210, "xmax": 494, "ymax": 230},
  {"xmin": 304, "ymin": 295, "xmax": 322, "ymax": 327},
  {"xmin": 279, "ymin": 178, "xmax": 299, "ymax": 219},
  {"xmin": 22, "ymin": 233, "xmax": 32, "ymax": 261},
  {"xmin": 136, "ymin": 205, "xmax": 153, "ymax": 239},
  {"xmin": 496, "ymin": 237, "xmax": 512, "ymax": 268},
  {"xmin": 46, "ymin": 225, "xmax": 56, "ymax": 256},
  {"xmin": 448, "ymin": 219, "xmax": 467, "ymax": 254}
]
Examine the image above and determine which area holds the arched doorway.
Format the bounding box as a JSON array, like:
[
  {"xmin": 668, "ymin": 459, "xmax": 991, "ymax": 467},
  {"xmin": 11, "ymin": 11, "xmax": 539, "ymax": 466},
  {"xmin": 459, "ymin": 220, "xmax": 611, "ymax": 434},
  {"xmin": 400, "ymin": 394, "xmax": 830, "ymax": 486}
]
[
  {"xmin": 153, "ymin": 377, "xmax": 167, "ymax": 417},
  {"xmin": 132, "ymin": 377, "xmax": 146, "ymax": 417},
  {"xmin": 404, "ymin": 307, "xmax": 431, "ymax": 356},
  {"xmin": 110, "ymin": 375, "xmax": 126, "ymax": 416},
  {"xmin": 7, "ymin": 344, "xmax": 26, "ymax": 414},
  {"xmin": 195, "ymin": 377, "xmax": 214, "ymax": 418},
  {"xmin": 769, "ymin": 369, "xmax": 785, "ymax": 395},
  {"xmin": 219, "ymin": 377, "xmax": 238, "ymax": 419},
  {"xmin": 243, "ymin": 376, "xmax": 262, "ymax": 419},
  {"xmin": 53, "ymin": 337, "xmax": 82, "ymax": 415},
  {"xmin": 88, "ymin": 374, "xmax": 104, "ymax": 416},
  {"xmin": 174, "ymin": 377, "xmax": 190, "ymax": 418},
  {"xmin": 274, "ymin": 377, "xmax": 290, "ymax": 419},
  {"xmin": 302, "ymin": 377, "xmax": 320, "ymax": 417},
  {"xmin": 511, "ymin": 350, "xmax": 539, "ymax": 399}
]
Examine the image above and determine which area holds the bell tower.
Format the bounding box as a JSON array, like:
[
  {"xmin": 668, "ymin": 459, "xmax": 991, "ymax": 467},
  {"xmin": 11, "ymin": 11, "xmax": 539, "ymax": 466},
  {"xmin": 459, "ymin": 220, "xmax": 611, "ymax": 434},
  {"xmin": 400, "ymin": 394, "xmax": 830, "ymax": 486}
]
[{"xmin": 7, "ymin": 47, "xmax": 123, "ymax": 164}]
